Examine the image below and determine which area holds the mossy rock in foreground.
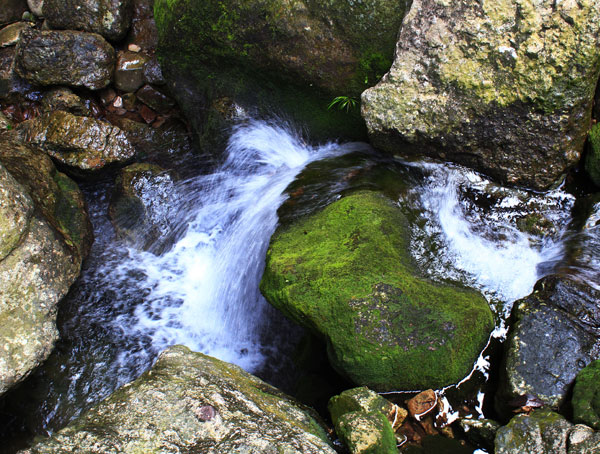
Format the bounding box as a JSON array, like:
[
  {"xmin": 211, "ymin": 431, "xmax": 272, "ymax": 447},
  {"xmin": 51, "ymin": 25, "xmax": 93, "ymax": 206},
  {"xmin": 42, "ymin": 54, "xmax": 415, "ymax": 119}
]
[
  {"xmin": 261, "ymin": 191, "xmax": 494, "ymax": 390},
  {"xmin": 572, "ymin": 359, "xmax": 600, "ymax": 430},
  {"xmin": 586, "ymin": 123, "xmax": 600, "ymax": 187}
]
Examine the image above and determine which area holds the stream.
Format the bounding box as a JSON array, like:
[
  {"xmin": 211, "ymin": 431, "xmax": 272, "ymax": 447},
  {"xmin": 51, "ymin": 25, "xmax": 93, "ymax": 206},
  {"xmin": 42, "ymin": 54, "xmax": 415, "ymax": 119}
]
[{"xmin": 0, "ymin": 117, "xmax": 589, "ymax": 452}]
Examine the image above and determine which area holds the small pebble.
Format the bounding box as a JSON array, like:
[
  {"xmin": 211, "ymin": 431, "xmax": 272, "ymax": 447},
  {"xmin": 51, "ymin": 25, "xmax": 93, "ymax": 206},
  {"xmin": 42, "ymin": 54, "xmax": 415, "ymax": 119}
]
[{"xmin": 128, "ymin": 43, "xmax": 141, "ymax": 52}]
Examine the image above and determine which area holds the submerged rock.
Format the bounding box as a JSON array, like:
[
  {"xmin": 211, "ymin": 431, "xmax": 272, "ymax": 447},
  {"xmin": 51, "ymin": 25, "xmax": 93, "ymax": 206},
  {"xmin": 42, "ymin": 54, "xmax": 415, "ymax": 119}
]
[
  {"xmin": 43, "ymin": 0, "xmax": 133, "ymax": 42},
  {"xmin": 495, "ymin": 409, "xmax": 600, "ymax": 454},
  {"xmin": 20, "ymin": 345, "xmax": 336, "ymax": 453},
  {"xmin": 261, "ymin": 191, "xmax": 494, "ymax": 390},
  {"xmin": 19, "ymin": 110, "xmax": 135, "ymax": 174},
  {"xmin": 572, "ymin": 360, "xmax": 600, "ymax": 430},
  {"xmin": 14, "ymin": 29, "xmax": 115, "ymax": 90},
  {"xmin": 109, "ymin": 162, "xmax": 179, "ymax": 251},
  {"xmin": 0, "ymin": 134, "xmax": 92, "ymax": 396},
  {"xmin": 362, "ymin": 0, "xmax": 600, "ymax": 190},
  {"xmin": 497, "ymin": 275, "xmax": 600, "ymax": 415}
]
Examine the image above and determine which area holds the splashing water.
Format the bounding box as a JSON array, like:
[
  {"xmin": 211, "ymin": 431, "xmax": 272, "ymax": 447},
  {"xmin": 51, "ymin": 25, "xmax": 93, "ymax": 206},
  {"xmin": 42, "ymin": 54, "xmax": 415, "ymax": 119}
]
[
  {"xmin": 407, "ymin": 162, "xmax": 574, "ymax": 313},
  {"xmin": 108, "ymin": 119, "xmax": 361, "ymax": 370}
]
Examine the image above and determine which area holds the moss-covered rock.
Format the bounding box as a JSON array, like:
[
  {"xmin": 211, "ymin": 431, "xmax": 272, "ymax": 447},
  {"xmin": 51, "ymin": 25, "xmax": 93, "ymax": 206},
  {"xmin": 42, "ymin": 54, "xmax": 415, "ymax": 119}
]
[
  {"xmin": 20, "ymin": 345, "xmax": 336, "ymax": 453},
  {"xmin": 585, "ymin": 123, "xmax": 600, "ymax": 187},
  {"xmin": 362, "ymin": 0, "xmax": 600, "ymax": 190},
  {"xmin": 572, "ymin": 360, "xmax": 600, "ymax": 430},
  {"xmin": 0, "ymin": 133, "xmax": 92, "ymax": 396},
  {"xmin": 153, "ymin": 0, "xmax": 408, "ymax": 145},
  {"xmin": 336, "ymin": 410, "xmax": 398, "ymax": 454},
  {"xmin": 329, "ymin": 387, "xmax": 397, "ymax": 427},
  {"xmin": 19, "ymin": 111, "xmax": 136, "ymax": 176},
  {"xmin": 261, "ymin": 191, "xmax": 494, "ymax": 390},
  {"xmin": 494, "ymin": 409, "xmax": 573, "ymax": 454}
]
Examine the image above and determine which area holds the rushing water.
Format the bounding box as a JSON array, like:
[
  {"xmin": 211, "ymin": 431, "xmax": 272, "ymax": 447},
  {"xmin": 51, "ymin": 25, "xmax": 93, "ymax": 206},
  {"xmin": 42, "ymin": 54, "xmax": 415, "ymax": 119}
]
[{"xmin": 0, "ymin": 118, "xmax": 587, "ymax": 451}]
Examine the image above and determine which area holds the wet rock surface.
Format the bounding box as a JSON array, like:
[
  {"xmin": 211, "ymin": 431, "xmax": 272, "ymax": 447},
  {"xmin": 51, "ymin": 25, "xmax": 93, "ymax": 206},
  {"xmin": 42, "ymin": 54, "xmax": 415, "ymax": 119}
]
[
  {"xmin": 40, "ymin": 87, "xmax": 91, "ymax": 116},
  {"xmin": 15, "ymin": 29, "xmax": 115, "ymax": 90},
  {"xmin": 362, "ymin": 0, "xmax": 600, "ymax": 190},
  {"xmin": 0, "ymin": 22, "xmax": 32, "ymax": 48},
  {"xmin": 19, "ymin": 345, "xmax": 336, "ymax": 454},
  {"xmin": 109, "ymin": 162, "xmax": 179, "ymax": 251},
  {"xmin": 0, "ymin": 132, "xmax": 91, "ymax": 397},
  {"xmin": 261, "ymin": 190, "xmax": 494, "ymax": 391},
  {"xmin": 497, "ymin": 275, "xmax": 600, "ymax": 415},
  {"xmin": 19, "ymin": 110, "xmax": 135, "ymax": 174},
  {"xmin": 495, "ymin": 409, "xmax": 599, "ymax": 454},
  {"xmin": 43, "ymin": 0, "xmax": 133, "ymax": 42},
  {"xmin": 0, "ymin": 0, "xmax": 28, "ymax": 27},
  {"xmin": 114, "ymin": 50, "xmax": 148, "ymax": 92}
]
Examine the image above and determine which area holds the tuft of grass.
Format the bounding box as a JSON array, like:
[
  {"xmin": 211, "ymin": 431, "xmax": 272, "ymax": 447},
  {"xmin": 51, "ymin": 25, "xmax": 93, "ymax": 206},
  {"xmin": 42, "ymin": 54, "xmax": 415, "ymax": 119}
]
[{"xmin": 327, "ymin": 96, "xmax": 358, "ymax": 113}]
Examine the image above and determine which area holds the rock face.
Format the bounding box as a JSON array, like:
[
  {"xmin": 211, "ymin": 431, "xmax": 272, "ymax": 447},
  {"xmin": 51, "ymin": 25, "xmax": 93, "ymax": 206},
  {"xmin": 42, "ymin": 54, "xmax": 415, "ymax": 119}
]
[
  {"xmin": 497, "ymin": 275, "xmax": 600, "ymax": 415},
  {"xmin": 0, "ymin": 134, "xmax": 92, "ymax": 396},
  {"xmin": 572, "ymin": 360, "xmax": 600, "ymax": 430},
  {"xmin": 586, "ymin": 123, "xmax": 600, "ymax": 187},
  {"xmin": 20, "ymin": 345, "xmax": 336, "ymax": 454},
  {"xmin": 0, "ymin": 0, "xmax": 28, "ymax": 26},
  {"xmin": 15, "ymin": 29, "xmax": 115, "ymax": 90},
  {"xmin": 362, "ymin": 0, "xmax": 600, "ymax": 190},
  {"xmin": 261, "ymin": 191, "xmax": 494, "ymax": 390},
  {"xmin": 495, "ymin": 409, "xmax": 600, "ymax": 454},
  {"xmin": 109, "ymin": 163, "xmax": 179, "ymax": 251},
  {"xmin": 43, "ymin": 0, "xmax": 133, "ymax": 42},
  {"xmin": 19, "ymin": 111, "xmax": 136, "ymax": 174},
  {"xmin": 153, "ymin": 0, "xmax": 408, "ymax": 144}
]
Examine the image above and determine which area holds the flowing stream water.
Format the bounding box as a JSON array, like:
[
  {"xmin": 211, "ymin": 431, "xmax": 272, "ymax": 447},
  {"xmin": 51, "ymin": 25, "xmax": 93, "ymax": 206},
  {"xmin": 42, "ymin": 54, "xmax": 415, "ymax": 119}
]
[{"xmin": 0, "ymin": 118, "xmax": 586, "ymax": 451}]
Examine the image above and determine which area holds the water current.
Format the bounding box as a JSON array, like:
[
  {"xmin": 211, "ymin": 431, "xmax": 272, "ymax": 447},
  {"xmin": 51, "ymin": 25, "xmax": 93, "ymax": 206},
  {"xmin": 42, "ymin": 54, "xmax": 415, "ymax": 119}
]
[{"xmin": 1, "ymin": 118, "xmax": 589, "ymax": 450}]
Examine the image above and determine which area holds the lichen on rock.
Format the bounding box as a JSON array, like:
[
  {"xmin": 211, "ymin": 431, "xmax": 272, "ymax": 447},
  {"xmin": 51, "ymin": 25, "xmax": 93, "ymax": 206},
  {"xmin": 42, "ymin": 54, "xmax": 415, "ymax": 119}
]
[{"xmin": 362, "ymin": 0, "xmax": 600, "ymax": 190}]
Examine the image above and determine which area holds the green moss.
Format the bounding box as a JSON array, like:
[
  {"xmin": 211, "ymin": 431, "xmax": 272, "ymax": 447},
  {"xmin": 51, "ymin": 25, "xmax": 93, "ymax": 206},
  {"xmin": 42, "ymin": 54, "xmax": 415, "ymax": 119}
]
[
  {"xmin": 261, "ymin": 191, "xmax": 494, "ymax": 390},
  {"xmin": 52, "ymin": 172, "xmax": 88, "ymax": 254},
  {"xmin": 572, "ymin": 359, "xmax": 600, "ymax": 430},
  {"xmin": 153, "ymin": 0, "xmax": 405, "ymax": 142},
  {"xmin": 336, "ymin": 410, "xmax": 397, "ymax": 454},
  {"xmin": 586, "ymin": 123, "xmax": 600, "ymax": 187},
  {"xmin": 328, "ymin": 387, "xmax": 392, "ymax": 426}
]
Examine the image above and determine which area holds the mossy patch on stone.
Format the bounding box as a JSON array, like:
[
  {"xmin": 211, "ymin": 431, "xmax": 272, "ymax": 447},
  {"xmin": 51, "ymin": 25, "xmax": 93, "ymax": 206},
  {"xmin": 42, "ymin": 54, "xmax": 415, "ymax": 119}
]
[
  {"xmin": 586, "ymin": 123, "xmax": 600, "ymax": 187},
  {"xmin": 261, "ymin": 191, "xmax": 494, "ymax": 390},
  {"xmin": 572, "ymin": 359, "xmax": 600, "ymax": 430}
]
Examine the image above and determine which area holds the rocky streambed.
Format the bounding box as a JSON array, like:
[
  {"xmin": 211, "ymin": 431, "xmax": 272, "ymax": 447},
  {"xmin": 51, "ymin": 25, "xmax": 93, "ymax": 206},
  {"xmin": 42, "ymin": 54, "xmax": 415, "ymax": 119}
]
[{"xmin": 1, "ymin": 0, "xmax": 600, "ymax": 454}]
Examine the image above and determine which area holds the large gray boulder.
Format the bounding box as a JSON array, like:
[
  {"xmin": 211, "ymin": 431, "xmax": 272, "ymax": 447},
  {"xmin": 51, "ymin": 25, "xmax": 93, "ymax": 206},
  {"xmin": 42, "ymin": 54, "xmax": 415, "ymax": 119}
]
[
  {"xmin": 497, "ymin": 275, "xmax": 600, "ymax": 416},
  {"xmin": 0, "ymin": 134, "xmax": 92, "ymax": 395},
  {"xmin": 362, "ymin": 0, "xmax": 600, "ymax": 190},
  {"xmin": 14, "ymin": 29, "xmax": 115, "ymax": 90},
  {"xmin": 20, "ymin": 345, "xmax": 336, "ymax": 453},
  {"xmin": 43, "ymin": 0, "xmax": 133, "ymax": 42}
]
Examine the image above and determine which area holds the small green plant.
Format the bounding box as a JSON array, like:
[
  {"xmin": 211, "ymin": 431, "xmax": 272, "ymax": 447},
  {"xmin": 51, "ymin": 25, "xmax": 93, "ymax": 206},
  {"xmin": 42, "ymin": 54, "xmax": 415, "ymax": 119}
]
[{"xmin": 327, "ymin": 96, "xmax": 358, "ymax": 113}]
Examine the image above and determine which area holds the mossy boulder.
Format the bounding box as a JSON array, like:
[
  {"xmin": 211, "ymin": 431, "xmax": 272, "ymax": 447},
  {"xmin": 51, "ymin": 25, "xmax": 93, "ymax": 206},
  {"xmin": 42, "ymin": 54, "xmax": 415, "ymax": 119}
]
[
  {"xmin": 153, "ymin": 0, "xmax": 408, "ymax": 145},
  {"xmin": 336, "ymin": 411, "xmax": 398, "ymax": 454},
  {"xmin": 0, "ymin": 133, "xmax": 92, "ymax": 396},
  {"xmin": 572, "ymin": 360, "xmax": 600, "ymax": 430},
  {"xmin": 585, "ymin": 123, "xmax": 600, "ymax": 187},
  {"xmin": 261, "ymin": 191, "xmax": 494, "ymax": 390},
  {"xmin": 362, "ymin": 0, "xmax": 600, "ymax": 190},
  {"xmin": 20, "ymin": 345, "xmax": 336, "ymax": 453}
]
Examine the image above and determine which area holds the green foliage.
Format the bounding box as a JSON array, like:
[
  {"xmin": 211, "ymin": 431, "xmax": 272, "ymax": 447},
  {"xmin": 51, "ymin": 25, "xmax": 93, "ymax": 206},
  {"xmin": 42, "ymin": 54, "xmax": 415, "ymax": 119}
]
[{"xmin": 327, "ymin": 96, "xmax": 358, "ymax": 112}]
